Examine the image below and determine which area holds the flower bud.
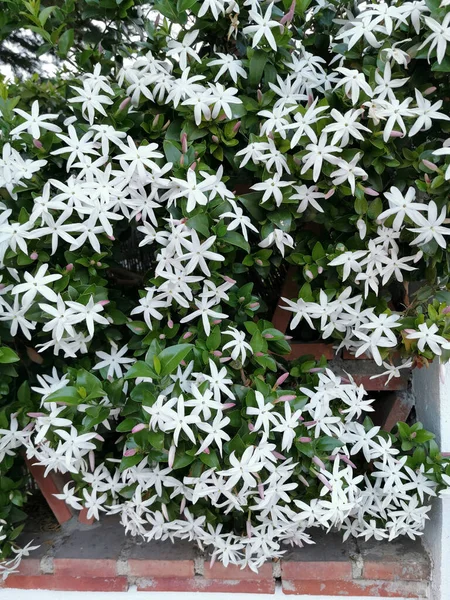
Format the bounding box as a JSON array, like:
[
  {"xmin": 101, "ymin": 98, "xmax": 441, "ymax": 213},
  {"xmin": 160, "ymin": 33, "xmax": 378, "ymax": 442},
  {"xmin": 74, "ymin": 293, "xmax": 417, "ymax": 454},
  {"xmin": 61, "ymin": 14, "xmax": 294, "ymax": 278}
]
[
  {"xmin": 190, "ymin": 161, "xmax": 197, "ymax": 171},
  {"xmin": 275, "ymin": 372, "xmax": 289, "ymax": 388},
  {"xmin": 424, "ymin": 86, "xmax": 437, "ymax": 95},
  {"xmin": 389, "ymin": 130, "xmax": 404, "ymax": 138},
  {"xmin": 298, "ymin": 437, "xmax": 311, "ymax": 443},
  {"xmin": 422, "ymin": 159, "xmax": 439, "ymax": 172},
  {"xmin": 98, "ymin": 300, "xmax": 110, "ymax": 306},
  {"xmin": 119, "ymin": 97, "xmax": 131, "ymax": 111},
  {"xmin": 443, "ymin": 306, "xmax": 450, "ymax": 314},
  {"xmin": 276, "ymin": 394, "xmax": 296, "ymax": 402},
  {"xmin": 257, "ymin": 89, "xmax": 263, "ymax": 103},
  {"xmin": 152, "ymin": 114, "xmax": 161, "ymax": 128},
  {"xmin": 161, "ymin": 503, "xmax": 169, "ymax": 520},
  {"xmin": 312, "ymin": 456, "xmax": 326, "ymax": 470},
  {"xmin": 181, "ymin": 132, "xmax": 188, "ymax": 153},
  {"xmin": 325, "ymin": 188, "xmax": 335, "ymax": 200},
  {"xmin": 183, "ymin": 332, "xmax": 193, "ymax": 340},
  {"xmin": 124, "ymin": 448, "xmax": 137, "ymax": 457},
  {"xmin": 263, "ymin": 333, "xmax": 274, "ymax": 339},
  {"xmin": 212, "ymin": 135, "xmax": 219, "ymax": 144},
  {"xmin": 33, "ymin": 139, "xmax": 43, "ymax": 149},
  {"xmin": 272, "ymin": 451, "xmax": 286, "ymax": 460},
  {"xmin": 167, "ymin": 319, "xmax": 174, "ymax": 329},
  {"xmin": 66, "ymin": 263, "xmax": 74, "ymax": 272},
  {"xmin": 132, "ymin": 423, "xmax": 146, "ymax": 434},
  {"xmin": 362, "ymin": 186, "xmax": 379, "ymax": 196},
  {"xmin": 317, "ymin": 266, "xmax": 323, "ymax": 274},
  {"xmin": 30, "ymin": 252, "xmax": 38, "ymax": 260},
  {"xmin": 168, "ymin": 444, "xmax": 176, "ymax": 468},
  {"xmin": 212, "ymin": 350, "xmax": 222, "ymax": 357},
  {"xmin": 299, "ymin": 475, "xmax": 309, "ymax": 487},
  {"xmin": 233, "ymin": 121, "xmax": 241, "ymax": 133},
  {"xmin": 96, "ymin": 262, "xmax": 102, "ymax": 267}
]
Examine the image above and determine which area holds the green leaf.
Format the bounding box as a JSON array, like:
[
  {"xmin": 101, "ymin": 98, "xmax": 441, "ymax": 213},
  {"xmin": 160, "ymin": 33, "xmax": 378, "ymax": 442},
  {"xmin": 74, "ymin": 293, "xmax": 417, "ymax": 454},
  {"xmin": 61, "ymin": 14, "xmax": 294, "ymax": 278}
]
[
  {"xmin": 46, "ymin": 386, "xmax": 82, "ymax": 405},
  {"xmin": 158, "ymin": 344, "xmax": 193, "ymax": 377},
  {"xmin": 148, "ymin": 430, "xmax": 165, "ymax": 450},
  {"xmin": 199, "ymin": 449, "xmax": 220, "ymax": 469},
  {"xmin": 206, "ymin": 325, "xmax": 221, "ymax": 351},
  {"xmin": 187, "ymin": 213, "xmax": 210, "ymax": 237},
  {"xmin": 0, "ymin": 347, "xmax": 19, "ymax": 364},
  {"xmin": 39, "ymin": 5, "xmax": 56, "ymax": 26},
  {"xmin": 125, "ymin": 361, "xmax": 156, "ymax": 380},
  {"xmin": 312, "ymin": 241, "xmax": 325, "ymax": 262},
  {"xmin": 249, "ymin": 49, "xmax": 268, "ymax": 87},
  {"xmin": 117, "ymin": 418, "xmax": 139, "ymax": 432},
  {"xmin": 58, "ymin": 28, "xmax": 74, "ymax": 57},
  {"xmin": 316, "ymin": 436, "xmax": 343, "ymax": 452},
  {"xmin": 222, "ymin": 231, "xmax": 250, "ymax": 253}
]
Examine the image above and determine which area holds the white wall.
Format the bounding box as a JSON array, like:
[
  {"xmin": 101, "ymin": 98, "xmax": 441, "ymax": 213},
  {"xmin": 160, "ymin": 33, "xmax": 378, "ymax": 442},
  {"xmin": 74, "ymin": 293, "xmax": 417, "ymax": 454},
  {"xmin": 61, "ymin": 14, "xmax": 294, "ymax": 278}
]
[{"xmin": 413, "ymin": 361, "xmax": 450, "ymax": 600}]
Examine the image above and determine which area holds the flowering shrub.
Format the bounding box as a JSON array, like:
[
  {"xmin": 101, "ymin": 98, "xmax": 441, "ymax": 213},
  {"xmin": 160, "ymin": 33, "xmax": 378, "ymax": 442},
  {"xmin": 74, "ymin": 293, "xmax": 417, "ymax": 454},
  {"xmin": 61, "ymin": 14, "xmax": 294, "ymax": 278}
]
[{"xmin": 1, "ymin": 0, "xmax": 450, "ymax": 576}]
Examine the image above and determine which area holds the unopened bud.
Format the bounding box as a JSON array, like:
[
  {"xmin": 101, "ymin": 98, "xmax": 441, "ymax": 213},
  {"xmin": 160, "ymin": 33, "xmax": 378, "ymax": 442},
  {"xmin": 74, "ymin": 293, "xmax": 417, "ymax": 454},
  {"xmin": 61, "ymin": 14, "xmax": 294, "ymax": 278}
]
[
  {"xmin": 181, "ymin": 132, "xmax": 188, "ymax": 153},
  {"xmin": 124, "ymin": 448, "xmax": 137, "ymax": 457},
  {"xmin": 30, "ymin": 252, "xmax": 38, "ymax": 260},
  {"xmin": 119, "ymin": 97, "xmax": 131, "ymax": 111},
  {"xmin": 168, "ymin": 444, "xmax": 176, "ymax": 468},
  {"xmin": 424, "ymin": 86, "xmax": 437, "ymax": 95},
  {"xmin": 389, "ymin": 130, "xmax": 404, "ymax": 138},
  {"xmin": 183, "ymin": 332, "xmax": 193, "ymax": 339},
  {"xmin": 233, "ymin": 121, "xmax": 241, "ymax": 133},
  {"xmin": 98, "ymin": 300, "xmax": 110, "ymax": 306},
  {"xmin": 66, "ymin": 263, "xmax": 74, "ymax": 272},
  {"xmin": 162, "ymin": 120, "xmax": 171, "ymax": 131},
  {"xmin": 33, "ymin": 139, "xmax": 43, "ymax": 149},
  {"xmin": 422, "ymin": 159, "xmax": 439, "ymax": 172},
  {"xmin": 257, "ymin": 89, "xmax": 263, "ymax": 103},
  {"xmin": 325, "ymin": 188, "xmax": 335, "ymax": 200},
  {"xmin": 132, "ymin": 423, "xmax": 146, "ymax": 434},
  {"xmin": 275, "ymin": 372, "xmax": 289, "ymax": 387},
  {"xmin": 212, "ymin": 135, "xmax": 219, "ymax": 144},
  {"xmin": 298, "ymin": 437, "xmax": 311, "ymax": 443},
  {"xmin": 152, "ymin": 114, "xmax": 161, "ymax": 127},
  {"xmin": 159, "ymin": 334, "xmax": 165, "ymax": 340},
  {"xmin": 363, "ymin": 186, "xmax": 379, "ymax": 196},
  {"xmin": 180, "ymin": 154, "xmax": 185, "ymax": 166},
  {"xmin": 212, "ymin": 350, "xmax": 222, "ymax": 357},
  {"xmin": 168, "ymin": 319, "xmax": 174, "ymax": 329},
  {"xmin": 190, "ymin": 161, "xmax": 197, "ymax": 170}
]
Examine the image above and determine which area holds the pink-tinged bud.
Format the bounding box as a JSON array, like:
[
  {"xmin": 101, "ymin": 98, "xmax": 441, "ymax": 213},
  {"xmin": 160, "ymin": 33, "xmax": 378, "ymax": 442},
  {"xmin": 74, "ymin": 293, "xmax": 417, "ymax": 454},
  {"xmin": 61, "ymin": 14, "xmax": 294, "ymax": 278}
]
[
  {"xmin": 183, "ymin": 332, "xmax": 193, "ymax": 339},
  {"xmin": 363, "ymin": 186, "xmax": 380, "ymax": 197},
  {"xmin": 33, "ymin": 138, "xmax": 43, "ymax": 149},
  {"xmin": 312, "ymin": 456, "xmax": 326, "ymax": 470},
  {"xmin": 95, "ymin": 434, "xmax": 105, "ymax": 442},
  {"xmin": 299, "ymin": 475, "xmax": 309, "ymax": 487},
  {"xmin": 0, "ymin": 284, "xmax": 5, "ymax": 290},
  {"xmin": 303, "ymin": 420, "xmax": 317, "ymax": 427},
  {"xmin": 410, "ymin": 431, "xmax": 417, "ymax": 439},
  {"xmin": 161, "ymin": 503, "xmax": 169, "ymax": 520},
  {"xmin": 96, "ymin": 262, "xmax": 102, "ymax": 267},
  {"xmin": 255, "ymin": 259, "xmax": 264, "ymax": 266},
  {"xmin": 298, "ymin": 437, "xmax": 311, "ymax": 443},
  {"xmin": 98, "ymin": 300, "xmax": 110, "ymax": 306},
  {"xmin": 90, "ymin": 260, "xmax": 96, "ymax": 266},
  {"xmin": 159, "ymin": 334, "xmax": 165, "ymax": 340},
  {"xmin": 220, "ymin": 357, "xmax": 232, "ymax": 363},
  {"xmin": 152, "ymin": 114, "xmax": 161, "ymax": 128},
  {"xmin": 293, "ymin": 156, "xmax": 302, "ymax": 166},
  {"xmin": 66, "ymin": 263, "xmax": 74, "ymax": 272},
  {"xmin": 155, "ymin": 13, "xmax": 160, "ymax": 27},
  {"xmin": 424, "ymin": 86, "xmax": 437, "ymax": 95},
  {"xmin": 272, "ymin": 451, "xmax": 287, "ymax": 460},
  {"xmin": 305, "ymin": 270, "xmax": 314, "ymax": 280},
  {"xmin": 107, "ymin": 235, "xmax": 115, "ymax": 241},
  {"xmin": 264, "ymin": 333, "xmax": 274, "ymax": 339},
  {"xmin": 168, "ymin": 444, "xmax": 176, "ymax": 468},
  {"xmin": 212, "ymin": 319, "xmax": 222, "ymax": 325},
  {"xmin": 223, "ymin": 276, "xmax": 236, "ymax": 284},
  {"xmin": 443, "ymin": 306, "xmax": 450, "ymax": 314},
  {"xmin": 246, "ymin": 520, "xmax": 252, "ymax": 538},
  {"xmin": 30, "ymin": 252, "xmax": 38, "ymax": 260},
  {"xmin": 98, "ymin": 42, "xmax": 103, "ymax": 54},
  {"xmin": 119, "ymin": 97, "xmax": 131, "ymax": 111},
  {"xmin": 248, "ymin": 422, "xmax": 255, "ymax": 431},
  {"xmin": 390, "ymin": 130, "xmax": 404, "ymax": 138},
  {"xmin": 285, "ymin": 335, "xmax": 293, "ymax": 340},
  {"xmin": 422, "ymin": 159, "xmax": 439, "ymax": 172},
  {"xmin": 132, "ymin": 423, "xmax": 146, "ymax": 434},
  {"xmin": 257, "ymin": 89, "xmax": 263, "ymax": 103},
  {"xmin": 162, "ymin": 120, "xmax": 171, "ymax": 131},
  {"xmin": 135, "ymin": 212, "xmax": 142, "ymax": 223},
  {"xmin": 212, "ymin": 350, "xmax": 222, "ymax": 357},
  {"xmin": 180, "ymin": 360, "xmax": 186, "ymax": 367},
  {"xmin": 275, "ymin": 372, "xmax": 289, "ymax": 387},
  {"xmin": 124, "ymin": 448, "xmax": 137, "ymax": 457},
  {"xmin": 179, "ymin": 154, "xmax": 185, "ymax": 166},
  {"xmin": 267, "ymin": 131, "xmax": 274, "ymax": 140},
  {"xmin": 249, "ymin": 302, "xmax": 259, "ymax": 308},
  {"xmin": 180, "ymin": 496, "xmax": 186, "ymax": 514},
  {"xmin": 203, "ymin": 446, "xmax": 210, "ymax": 454},
  {"xmin": 89, "ymin": 450, "xmax": 95, "ymax": 471},
  {"xmin": 424, "ymin": 173, "xmax": 431, "ymax": 184},
  {"xmin": 168, "ymin": 319, "xmax": 174, "ymax": 329},
  {"xmin": 238, "ymin": 296, "xmax": 245, "ymax": 303},
  {"xmin": 222, "ymin": 402, "xmax": 235, "ymax": 409},
  {"xmin": 195, "ymin": 151, "xmax": 199, "ymax": 158},
  {"xmin": 27, "ymin": 412, "xmax": 45, "ymax": 418},
  {"xmin": 218, "ymin": 113, "xmax": 227, "ymax": 121},
  {"xmin": 309, "ymin": 367, "xmax": 324, "ymax": 373},
  {"xmin": 307, "ymin": 94, "xmax": 314, "ymax": 107},
  {"xmin": 339, "ymin": 454, "xmax": 356, "ymax": 469},
  {"xmin": 233, "ymin": 121, "xmax": 241, "ymax": 133},
  {"xmin": 324, "ymin": 188, "xmax": 335, "ymax": 200},
  {"xmin": 254, "ymin": 352, "xmax": 265, "ymax": 357},
  {"xmin": 280, "ymin": 0, "xmax": 296, "ymax": 24},
  {"xmin": 276, "ymin": 394, "xmax": 296, "ymax": 402},
  {"xmin": 190, "ymin": 161, "xmax": 197, "ymax": 171},
  {"xmin": 317, "ymin": 266, "xmax": 323, "ymax": 274},
  {"xmin": 212, "ymin": 135, "xmax": 220, "ymax": 144},
  {"xmin": 403, "ymin": 328, "xmax": 417, "ymax": 336},
  {"xmin": 317, "ymin": 473, "xmax": 333, "ymax": 491},
  {"xmin": 181, "ymin": 132, "xmax": 188, "ymax": 153}
]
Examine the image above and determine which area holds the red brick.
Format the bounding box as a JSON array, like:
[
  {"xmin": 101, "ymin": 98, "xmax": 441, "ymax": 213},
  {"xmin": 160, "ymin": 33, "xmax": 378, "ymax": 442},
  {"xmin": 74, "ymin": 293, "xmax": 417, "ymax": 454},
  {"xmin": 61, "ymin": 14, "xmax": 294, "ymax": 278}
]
[
  {"xmin": 203, "ymin": 561, "xmax": 273, "ymax": 580},
  {"xmin": 381, "ymin": 393, "xmax": 414, "ymax": 432},
  {"xmin": 15, "ymin": 559, "xmax": 42, "ymax": 576},
  {"xmin": 363, "ymin": 561, "xmax": 430, "ymax": 582},
  {"xmin": 282, "ymin": 578, "xmax": 428, "ymax": 597},
  {"xmin": 25, "ymin": 458, "xmax": 72, "ymax": 525},
  {"xmin": 4, "ymin": 575, "xmax": 128, "ymax": 591},
  {"xmin": 136, "ymin": 577, "xmax": 275, "ymax": 594},
  {"xmin": 128, "ymin": 558, "xmax": 194, "ymax": 578},
  {"xmin": 351, "ymin": 374, "xmax": 409, "ymax": 391},
  {"xmin": 287, "ymin": 342, "xmax": 334, "ymax": 360},
  {"xmin": 53, "ymin": 558, "xmax": 117, "ymax": 578},
  {"xmin": 281, "ymin": 560, "xmax": 352, "ymax": 581},
  {"xmin": 271, "ymin": 266, "xmax": 299, "ymax": 333}
]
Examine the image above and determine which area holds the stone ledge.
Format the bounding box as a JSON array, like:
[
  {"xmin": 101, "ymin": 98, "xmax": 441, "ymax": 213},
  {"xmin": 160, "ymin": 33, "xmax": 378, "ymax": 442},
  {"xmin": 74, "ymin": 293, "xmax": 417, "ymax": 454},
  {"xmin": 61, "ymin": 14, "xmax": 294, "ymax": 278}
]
[{"xmin": 2, "ymin": 517, "xmax": 430, "ymax": 597}]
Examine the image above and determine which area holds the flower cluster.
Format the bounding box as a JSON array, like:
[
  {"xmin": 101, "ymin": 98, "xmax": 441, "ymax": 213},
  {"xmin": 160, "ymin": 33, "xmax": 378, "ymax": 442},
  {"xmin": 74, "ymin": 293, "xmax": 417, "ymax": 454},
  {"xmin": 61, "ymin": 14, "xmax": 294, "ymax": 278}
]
[{"xmin": 0, "ymin": 0, "xmax": 450, "ymax": 576}]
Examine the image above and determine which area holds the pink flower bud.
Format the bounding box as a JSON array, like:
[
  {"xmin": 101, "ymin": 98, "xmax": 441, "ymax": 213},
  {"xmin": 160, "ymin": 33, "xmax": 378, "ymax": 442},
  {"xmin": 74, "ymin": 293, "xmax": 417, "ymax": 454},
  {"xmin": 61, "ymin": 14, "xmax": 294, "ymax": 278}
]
[
  {"xmin": 180, "ymin": 497, "xmax": 186, "ymax": 513},
  {"xmin": 223, "ymin": 276, "xmax": 236, "ymax": 284},
  {"xmin": 272, "ymin": 451, "xmax": 286, "ymax": 460},
  {"xmin": 317, "ymin": 266, "xmax": 323, "ymax": 274},
  {"xmin": 303, "ymin": 420, "xmax": 317, "ymax": 427},
  {"xmin": 339, "ymin": 454, "xmax": 356, "ymax": 469},
  {"xmin": 264, "ymin": 333, "xmax": 274, "ymax": 339},
  {"xmin": 324, "ymin": 188, "xmax": 335, "ymax": 199},
  {"xmin": 307, "ymin": 94, "xmax": 314, "ymax": 107},
  {"xmin": 33, "ymin": 139, "xmax": 43, "ymax": 149},
  {"xmin": 167, "ymin": 319, "xmax": 174, "ymax": 329},
  {"xmin": 275, "ymin": 372, "xmax": 289, "ymax": 387},
  {"xmin": 181, "ymin": 132, "xmax": 188, "ymax": 153},
  {"xmin": 96, "ymin": 262, "xmax": 102, "ymax": 267},
  {"xmin": 248, "ymin": 422, "xmax": 255, "ymax": 431},
  {"xmin": 179, "ymin": 154, "xmax": 185, "ymax": 167},
  {"xmin": 298, "ymin": 437, "xmax": 311, "ymax": 443},
  {"xmin": 257, "ymin": 89, "xmax": 263, "ymax": 103},
  {"xmin": 218, "ymin": 113, "xmax": 227, "ymax": 121},
  {"xmin": 309, "ymin": 367, "xmax": 324, "ymax": 373},
  {"xmin": 203, "ymin": 446, "xmax": 210, "ymax": 454},
  {"xmin": 312, "ymin": 456, "xmax": 326, "ymax": 470},
  {"xmin": 161, "ymin": 503, "xmax": 169, "ymax": 520},
  {"xmin": 425, "ymin": 173, "xmax": 431, "ymax": 184},
  {"xmin": 249, "ymin": 302, "xmax": 259, "ymax": 308},
  {"xmin": 233, "ymin": 121, "xmax": 241, "ymax": 133},
  {"xmin": 305, "ymin": 270, "xmax": 314, "ymax": 279},
  {"xmin": 30, "ymin": 252, "xmax": 38, "ymax": 260},
  {"xmin": 422, "ymin": 159, "xmax": 439, "ymax": 172},
  {"xmin": 317, "ymin": 473, "xmax": 333, "ymax": 491},
  {"xmin": 27, "ymin": 412, "xmax": 45, "ymax": 418},
  {"xmin": 403, "ymin": 328, "xmax": 417, "ymax": 336},
  {"xmin": 65, "ymin": 262, "xmax": 74, "ymax": 270},
  {"xmin": 190, "ymin": 161, "xmax": 197, "ymax": 171},
  {"xmin": 168, "ymin": 444, "xmax": 176, "ymax": 468},
  {"xmin": 180, "ymin": 360, "xmax": 186, "ymax": 367},
  {"xmin": 255, "ymin": 259, "xmax": 263, "ymax": 266},
  {"xmin": 107, "ymin": 235, "xmax": 115, "ymax": 241},
  {"xmin": 299, "ymin": 475, "xmax": 309, "ymax": 487},
  {"xmin": 212, "ymin": 319, "xmax": 222, "ymax": 325},
  {"xmin": 98, "ymin": 300, "xmax": 110, "ymax": 306},
  {"xmin": 95, "ymin": 434, "xmax": 104, "ymax": 442},
  {"xmin": 258, "ymin": 483, "xmax": 265, "ymax": 499},
  {"xmin": 132, "ymin": 423, "xmax": 146, "ymax": 434},
  {"xmin": 212, "ymin": 135, "xmax": 219, "ymax": 144},
  {"xmin": 212, "ymin": 350, "xmax": 222, "ymax": 357},
  {"xmin": 222, "ymin": 402, "xmax": 235, "ymax": 409},
  {"xmin": 246, "ymin": 520, "xmax": 252, "ymax": 538},
  {"xmin": 280, "ymin": 0, "xmax": 296, "ymax": 24},
  {"xmin": 276, "ymin": 394, "xmax": 296, "ymax": 402},
  {"xmin": 124, "ymin": 448, "xmax": 137, "ymax": 457},
  {"xmin": 424, "ymin": 86, "xmax": 437, "ymax": 95},
  {"xmin": 410, "ymin": 431, "xmax": 417, "ymax": 439},
  {"xmin": 162, "ymin": 120, "xmax": 171, "ymax": 131},
  {"xmin": 152, "ymin": 114, "xmax": 161, "ymax": 127},
  {"xmin": 443, "ymin": 306, "xmax": 450, "ymax": 314},
  {"xmin": 363, "ymin": 186, "xmax": 379, "ymax": 196},
  {"xmin": 135, "ymin": 212, "xmax": 142, "ymax": 223},
  {"xmin": 219, "ymin": 356, "xmax": 232, "ymax": 363},
  {"xmin": 89, "ymin": 450, "xmax": 95, "ymax": 471},
  {"xmin": 254, "ymin": 352, "xmax": 265, "ymax": 357},
  {"xmin": 183, "ymin": 332, "xmax": 193, "ymax": 339},
  {"xmin": 389, "ymin": 130, "xmax": 404, "ymax": 138},
  {"xmin": 119, "ymin": 97, "xmax": 131, "ymax": 111}
]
